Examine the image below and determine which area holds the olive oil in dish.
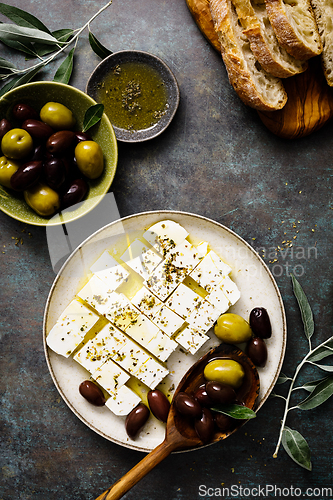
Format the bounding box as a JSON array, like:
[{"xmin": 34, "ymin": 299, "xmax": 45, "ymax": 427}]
[{"xmin": 96, "ymin": 61, "xmax": 169, "ymax": 131}]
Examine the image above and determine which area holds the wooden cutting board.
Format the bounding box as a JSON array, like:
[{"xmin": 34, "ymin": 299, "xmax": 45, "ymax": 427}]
[{"xmin": 186, "ymin": 0, "xmax": 333, "ymax": 139}]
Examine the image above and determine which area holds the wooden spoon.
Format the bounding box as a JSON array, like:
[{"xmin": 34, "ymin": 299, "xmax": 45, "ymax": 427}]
[{"xmin": 95, "ymin": 343, "xmax": 260, "ymax": 500}]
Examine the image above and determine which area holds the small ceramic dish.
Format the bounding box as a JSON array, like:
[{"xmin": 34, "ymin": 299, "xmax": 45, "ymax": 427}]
[
  {"xmin": 86, "ymin": 50, "xmax": 180, "ymax": 142},
  {"xmin": 0, "ymin": 81, "xmax": 118, "ymax": 226}
]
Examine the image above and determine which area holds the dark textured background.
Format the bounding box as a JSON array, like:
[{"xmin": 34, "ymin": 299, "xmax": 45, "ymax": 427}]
[{"xmin": 0, "ymin": 0, "xmax": 332, "ymax": 499}]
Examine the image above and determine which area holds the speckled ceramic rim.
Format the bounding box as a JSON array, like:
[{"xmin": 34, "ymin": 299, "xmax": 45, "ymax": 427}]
[
  {"xmin": 0, "ymin": 81, "xmax": 118, "ymax": 226},
  {"xmin": 43, "ymin": 210, "xmax": 287, "ymax": 453},
  {"xmin": 86, "ymin": 50, "xmax": 180, "ymax": 143}
]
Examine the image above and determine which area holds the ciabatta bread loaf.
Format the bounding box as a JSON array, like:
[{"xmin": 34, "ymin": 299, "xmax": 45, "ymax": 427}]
[
  {"xmin": 232, "ymin": 0, "xmax": 308, "ymax": 78},
  {"xmin": 310, "ymin": 0, "xmax": 333, "ymax": 86},
  {"xmin": 265, "ymin": 0, "xmax": 322, "ymax": 60},
  {"xmin": 210, "ymin": 0, "xmax": 287, "ymax": 111}
]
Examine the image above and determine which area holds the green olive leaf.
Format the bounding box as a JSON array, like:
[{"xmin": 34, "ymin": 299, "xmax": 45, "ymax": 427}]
[
  {"xmin": 0, "ymin": 3, "xmax": 51, "ymax": 34},
  {"xmin": 0, "ymin": 32, "xmax": 37, "ymax": 56},
  {"xmin": 297, "ymin": 376, "xmax": 333, "ymax": 410},
  {"xmin": 53, "ymin": 29, "xmax": 74, "ymax": 43},
  {"xmin": 299, "ymin": 376, "xmax": 332, "ymax": 392},
  {"xmin": 276, "ymin": 373, "xmax": 292, "ymax": 384},
  {"xmin": 0, "ymin": 64, "xmax": 43, "ymax": 97},
  {"xmin": 307, "ymin": 339, "xmax": 333, "ymax": 363},
  {"xmin": 211, "ymin": 404, "xmax": 256, "ymax": 420},
  {"xmin": 291, "ymin": 274, "xmax": 314, "ymax": 341},
  {"xmin": 88, "ymin": 30, "xmax": 112, "ymax": 59},
  {"xmin": 281, "ymin": 426, "xmax": 312, "ymax": 471},
  {"xmin": 310, "ymin": 363, "xmax": 333, "ymax": 373},
  {"xmin": 0, "ymin": 24, "xmax": 59, "ymax": 46},
  {"xmin": 53, "ymin": 48, "xmax": 75, "ymax": 84},
  {"xmin": 82, "ymin": 103, "xmax": 105, "ymax": 133}
]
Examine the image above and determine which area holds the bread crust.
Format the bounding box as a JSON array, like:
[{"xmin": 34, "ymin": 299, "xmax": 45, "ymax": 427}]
[
  {"xmin": 210, "ymin": 0, "xmax": 287, "ymax": 111},
  {"xmin": 265, "ymin": 0, "xmax": 322, "ymax": 60},
  {"xmin": 310, "ymin": 0, "xmax": 333, "ymax": 86}
]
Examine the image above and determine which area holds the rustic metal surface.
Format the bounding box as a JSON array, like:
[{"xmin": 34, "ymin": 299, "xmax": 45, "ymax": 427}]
[{"xmin": 0, "ymin": 0, "xmax": 332, "ymax": 499}]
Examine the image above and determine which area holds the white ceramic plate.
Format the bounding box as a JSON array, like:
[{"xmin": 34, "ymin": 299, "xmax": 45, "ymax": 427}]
[{"xmin": 43, "ymin": 211, "xmax": 286, "ymax": 452}]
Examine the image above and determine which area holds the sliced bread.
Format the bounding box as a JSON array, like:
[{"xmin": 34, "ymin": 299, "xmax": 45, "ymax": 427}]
[
  {"xmin": 232, "ymin": 0, "xmax": 308, "ymax": 78},
  {"xmin": 210, "ymin": 0, "xmax": 287, "ymax": 111},
  {"xmin": 265, "ymin": 0, "xmax": 322, "ymax": 60},
  {"xmin": 310, "ymin": 0, "xmax": 333, "ymax": 86}
]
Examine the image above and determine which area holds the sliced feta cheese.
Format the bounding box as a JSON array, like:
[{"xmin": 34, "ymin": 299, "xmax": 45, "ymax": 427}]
[
  {"xmin": 144, "ymin": 260, "xmax": 186, "ymax": 300},
  {"xmin": 130, "ymin": 286, "xmax": 163, "ymax": 320},
  {"xmin": 166, "ymin": 283, "xmax": 202, "ymax": 319},
  {"xmin": 205, "ymin": 285, "xmax": 230, "ymax": 313},
  {"xmin": 125, "ymin": 313, "xmax": 160, "ymax": 346},
  {"xmin": 143, "ymin": 220, "xmax": 189, "ymax": 255},
  {"xmin": 73, "ymin": 322, "xmax": 128, "ymax": 373},
  {"xmin": 152, "ymin": 305, "xmax": 185, "ymax": 336},
  {"xmin": 145, "ymin": 331, "xmax": 178, "ymax": 362},
  {"xmin": 46, "ymin": 299, "xmax": 99, "ymax": 357},
  {"xmin": 120, "ymin": 239, "xmax": 162, "ymax": 279},
  {"xmin": 135, "ymin": 356, "xmax": 169, "ymax": 389},
  {"xmin": 209, "ymin": 250, "xmax": 232, "ymax": 276},
  {"xmin": 105, "ymin": 385, "xmax": 141, "ymax": 416},
  {"xmin": 105, "ymin": 292, "xmax": 140, "ymax": 330},
  {"xmin": 190, "ymin": 252, "xmax": 229, "ymax": 293},
  {"xmin": 215, "ymin": 275, "xmax": 240, "ymax": 306},
  {"xmin": 77, "ymin": 274, "xmax": 114, "ymax": 315},
  {"xmin": 164, "ymin": 240, "xmax": 201, "ymax": 273},
  {"xmin": 90, "ymin": 250, "xmax": 129, "ymax": 290},
  {"xmin": 196, "ymin": 241, "xmax": 209, "ymax": 259},
  {"xmin": 186, "ymin": 299, "xmax": 220, "ymax": 334},
  {"xmin": 91, "ymin": 358, "xmax": 130, "ymax": 395},
  {"xmin": 174, "ymin": 326, "xmax": 209, "ymax": 355},
  {"xmin": 112, "ymin": 341, "xmax": 150, "ymax": 376}
]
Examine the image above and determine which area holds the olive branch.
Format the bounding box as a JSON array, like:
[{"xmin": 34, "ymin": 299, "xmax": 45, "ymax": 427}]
[
  {"xmin": 0, "ymin": 1, "xmax": 113, "ymax": 97},
  {"xmin": 272, "ymin": 274, "xmax": 333, "ymax": 470}
]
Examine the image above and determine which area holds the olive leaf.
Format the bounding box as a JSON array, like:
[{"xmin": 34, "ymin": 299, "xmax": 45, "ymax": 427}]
[
  {"xmin": 299, "ymin": 376, "xmax": 332, "ymax": 392},
  {"xmin": 0, "ymin": 3, "xmax": 51, "ymax": 34},
  {"xmin": 82, "ymin": 104, "xmax": 104, "ymax": 133},
  {"xmin": 53, "ymin": 47, "xmax": 75, "ymax": 84},
  {"xmin": 0, "ymin": 64, "xmax": 43, "ymax": 97},
  {"xmin": 0, "ymin": 56, "xmax": 17, "ymax": 78},
  {"xmin": 0, "ymin": 31, "xmax": 36, "ymax": 56},
  {"xmin": 281, "ymin": 427, "xmax": 312, "ymax": 471},
  {"xmin": 211, "ymin": 404, "xmax": 256, "ymax": 420},
  {"xmin": 291, "ymin": 274, "xmax": 314, "ymax": 341},
  {"xmin": 0, "ymin": 24, "xmax": 59, "ymax": 46},
  {"xmin": 307, "ymin": 341, "xmax": 333, "ymax": 363},
  {"xmin": 276, "ymin": 373, "xmax": 291, "ymax": 384},
  {"xmin": 297, "ymin": 376, "xmax": 333, "ymax": 410},
  {"xmin": 88, "ymin": 30, "xmax": 112, "ymax": 59}
]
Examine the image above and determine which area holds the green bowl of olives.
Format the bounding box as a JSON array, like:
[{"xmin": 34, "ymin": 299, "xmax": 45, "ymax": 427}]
[{"xmin": 0, "ymin": 81, "xmax": 118, "ymax": 226}]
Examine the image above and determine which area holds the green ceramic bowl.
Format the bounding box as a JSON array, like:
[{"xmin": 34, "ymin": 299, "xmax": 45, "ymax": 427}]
[{"xmin": 0, "ymin": 81, "xmax": 118, "ymax": 226}]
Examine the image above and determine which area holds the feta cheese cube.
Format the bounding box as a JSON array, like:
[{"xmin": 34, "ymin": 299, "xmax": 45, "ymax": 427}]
[
  {"xmin": 152, "ymin": 305, "xmax": 185, "ymax": 336},
  {"xmin": 166, "ymin": 283, "xmax": 202, "ymax": 319},
  {"xmin": 190, "ymin": 252, "xmax": 229, "ymax": 293},
  {"xmin": 112, "ymin": 341, "xmax": 150, "ymax": 376},
  {"xmin": 90, "ymin": 250, "xmax": 129, "ymax": 290},
  {"xmin": 120, "ymin": 239, "xmax": 162, "ymax": 279},
  {"xmin": 143, "ymin": 220, "xmax": 189, "ymax": 255},
  {"xmin": 209, "ymin": 250, "xmax": 232, "ymax": 276},
  {"xmin": 144, "ymin": 260, "xmax": 186, "ymax": 300},
  {"xmin": 91, "ymin": 358, "xmax": 130, "ymax": 395},
  {"xmin": 46, "ymin": 299, "xmax": 99, "ymax": 357},
  {"xmin": 215, "ymin": 275, "xmax": 240, "ymax": 306},
  {"xmin": 164, "ymin": 240, "xmax": 200, "ymax": 273},
  {"xmin": 130, "ymin": 287, "xmax": 163, "ymax": 320},
  {"xmin": 146, "ymin": 331, "xmax": 178, "ymax": 362},
  {"xmin": 174, "ymin": 326, "xmax": 209, "ymax": 355},
  {"xmin": 105, "ymin": 385, "xmax": 141, "ymax": 416},
  {"xmin": 125, "ymin": 313, "xmax": 160, "ymax": 346},
  {"xmin": 186, "ymin": 299, "xmax": 220, "ymax": 334},
  {"xmin": 105, "ymin": 292, "xmax": 140, "ymax": 330},
  {"xmin": 73, "ymin": 322, "xmax": 128, "ymax": 373},
  {"xmin": 77, "ymin": 274, "xmax": 114, "ymax": 315},
  {"xmin": 135, "ymin": 357, "xmax": 169, "ymax": 389},
  {"xmin": 205, "ymin": 285, "xmax": 230, "ymax": 313}
]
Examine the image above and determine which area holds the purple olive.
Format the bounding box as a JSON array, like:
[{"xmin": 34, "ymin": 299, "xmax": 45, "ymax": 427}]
[
  {"xmin": 46, "ymin": 130, "xmax": 76, "ymax": 156},
  {"xmin": 61, "ymin": 178, "xmax": 88, "ymax": 209},
  {"xmin": 44, "ymin": 157, "xmax": 66, "ymax": 190},
  {"xmin": 125, "ymin": 403, "xmax": 150, "ymax": 439},
  {"xmin": 193, "ymin": 385, "xmax": 214, "ymax": 407},
  {"xmin": 194, "ymin": 408, "xmax": 215, "ymax": 444},
  {"xmin": 174, "ymin": 392, "xmax": 202, "ymax": 418},
  {"xmin": 246, "ymin": 337, "xmax": 267, "ymax": 367},
  {"xmin": 30, "ymin": 144, "xmax": 45, "ymax": 162},
  {"xmin": 12, "ymin": 103, "xmax": 38, "ymax": 122},
  {"xmin": 22, "ymin": 119, "xmax": 54, "ymax": 142},
  {"xmin": 10, "ymin": 160, "xmax": 42, "ymax": 191},
  {"xmin": 74, "ymin": 131, "xmax": 92, "ymax": 144},
  {"xmin": 249, "ymin": 307, "xmax": 272, "ymax": 339},
  {"xmin": 79, "ymin": 380, "xmax": 105, "ymax": 406},
  {"xmin": 205, "ymin": 381, "xmax": 236, "ymax": 404},
  {"xmin": 0, "ymin": 118, "xmax": 12, "ymax": 141},
  {"xmin": 147, "ymin": 389, "xmax": 170, "ymax": 422},
  {"xmin": 214, "ymin": 412, "xmax": 233, "ymax": 431}
]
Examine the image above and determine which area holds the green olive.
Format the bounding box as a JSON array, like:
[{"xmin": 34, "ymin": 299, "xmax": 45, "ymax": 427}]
[
  {"xmin": 204, "ymin": 359, "xmax": 245, "ymax": 389},
  {"xmin": 1, "ymin": 128, "xmax": 33, "ymax": 160},
  {"xmin": 0, "ymin": 156, "xmax": 20, "ymax": 188},
  {"xmin": 24, "ymin": 182, "xmax": 60, "ymax": 216},
  {"xmin": 40, "ymin": 102, "xmax": 76, "ymax": 130},
  {"xmin": 214, "ymin": 313, "xmax": 252, "ymax": 344},
  {"xmin": 74, "ymin": 140, "xmax": 104, "ymax": 179}
]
